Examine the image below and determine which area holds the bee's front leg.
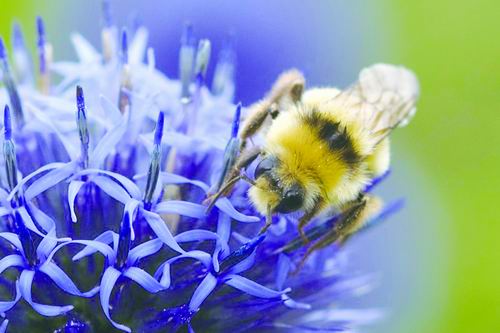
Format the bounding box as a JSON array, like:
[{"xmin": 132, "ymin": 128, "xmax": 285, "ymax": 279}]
[
  {"xmin": 222, "ymin": 146, "xmax": 261, "ymax": 186},
  {"xmin": 205, "ymin": 147, "xmax": 261, "ymax": 213}
]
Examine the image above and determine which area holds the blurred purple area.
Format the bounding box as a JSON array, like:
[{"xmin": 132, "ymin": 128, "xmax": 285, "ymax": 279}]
[{"xmin": 54, "ymin": 0, "xmax": 385, "ymax": 104}]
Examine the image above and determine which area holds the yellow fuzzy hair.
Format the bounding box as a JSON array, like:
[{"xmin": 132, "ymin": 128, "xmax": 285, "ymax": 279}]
[
  {"xmin": 303, "ymin": 88, "xmax": 391, "ymax": 176},
  {"xmin": 249, "ymin": 87, "xmax": 390, "ymax": 215}
]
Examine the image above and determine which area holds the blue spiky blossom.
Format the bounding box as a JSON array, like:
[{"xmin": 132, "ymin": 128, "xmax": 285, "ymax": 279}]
[{"xmin": 0, "ymin": 6, "xmax": 403, "ymax": 333}]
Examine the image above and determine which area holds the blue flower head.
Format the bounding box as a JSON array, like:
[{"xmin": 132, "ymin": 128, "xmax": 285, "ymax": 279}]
[{"xmin": 0, "ymin": 5, "xmax": 403, "ymax": 333}]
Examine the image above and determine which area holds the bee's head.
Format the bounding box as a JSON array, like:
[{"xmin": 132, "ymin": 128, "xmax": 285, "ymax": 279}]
[{"xmin": 249, "ymin": 156, "xmax": 306, "ymax": 214}]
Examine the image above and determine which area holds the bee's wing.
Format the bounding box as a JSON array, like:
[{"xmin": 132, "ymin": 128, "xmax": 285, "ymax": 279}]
[{"xmin": 333, "ymin": 64, "xmax": 420, "ymax": 141}]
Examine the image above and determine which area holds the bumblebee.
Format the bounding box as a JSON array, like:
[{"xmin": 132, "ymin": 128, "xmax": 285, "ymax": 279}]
[{"xmin": 208, "ymin": 64, "xmax": 419, "ymax": 251}]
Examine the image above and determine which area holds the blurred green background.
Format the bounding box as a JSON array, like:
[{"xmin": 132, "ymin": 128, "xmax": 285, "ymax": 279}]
[
  {"xmin": 385, "ymin": 0, "xmax": 500, "ymax": 332},
  {"xmin": 1, "ymin": 1, "xmax": 498, "ymax": 332}
]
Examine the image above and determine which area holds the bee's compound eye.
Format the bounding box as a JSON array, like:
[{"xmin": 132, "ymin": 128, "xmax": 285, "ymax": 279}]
[
  {"xmin": 254, "ymin": 157, "xmax": 275, "ymax": 179},
  {"xmin": 275, "ymin": 185, "xmax": 304, "ymax": 213}
]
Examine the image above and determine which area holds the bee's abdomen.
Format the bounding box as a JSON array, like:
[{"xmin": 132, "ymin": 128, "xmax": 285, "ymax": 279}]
[{"xmin": 302, "ymin": 111, "xmax": 361, "ymax": 165}]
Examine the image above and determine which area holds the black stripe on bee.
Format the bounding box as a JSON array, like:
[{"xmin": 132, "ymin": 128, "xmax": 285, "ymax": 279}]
[{"xmin": 303, "ymin": 111, "xmax": 360, "ymax": 165}]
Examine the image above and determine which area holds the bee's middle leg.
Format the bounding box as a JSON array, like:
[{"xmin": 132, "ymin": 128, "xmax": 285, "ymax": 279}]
[
  {"xmin": 239, "ymin": 102, "xmax": 279, "ymax": 152},
  {"xmin": 297, "ymin": 201, "xmax": 324, "ymax": 244},
  {"xmin": 240, "ymin": 69, "xmax": 305, "ymax": 149},
  {"xmin": 258, "ymin": 204, "xmax": 274, "ymax": 235}
]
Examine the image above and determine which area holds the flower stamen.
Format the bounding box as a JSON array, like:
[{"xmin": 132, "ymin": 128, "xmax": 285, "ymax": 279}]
[
  {"xmin": 194, "ymin": 39, "xmax": 211, "ymax": 86},
  {"xmin": 179, "ymin": 23, "xmax": 195, "ymax": 103},
  {"xmin": 3, "ymin": 105, "xmax": 19, "ymax": 193},
  {"xmin": 143, "ymin": 111, "xmax": 164, "ymax": 210},
  {"xmin": 115, "ymin": 211, "xmax": 133, "ymax": 269},
  {"xmin": 36, "ymin": 16, "xmax": 52, "ymax": 94},
  {"xmin": 14, "ymin": 211, "xmax": 37, "ymax": 267},
  {"xmin": 101, "ymin": 0, "xmax": 115, "ymax": 62},
  {"xmin": 12, "ymin": 22, "xmax": 33, "ymax": 85},
  {"xmin": 212, "ymin": 39, "xmax": 236, "ymax": 98},
  {"xmin": 0, "ymin": 38, "xmax": 25, "ymax": 127},
  {"xmin": 214, "ymin": 103, "xmax": 242, "ymax": 191},
  {"xmin": 76, "ymin": 86, "xmax": 90, "ymax": 168},
  {"xmin": 118, "ymin": 28, "xmax": 131, "ymax": 114},
  {"xmin": 219, "ymin": 234, "xmax": 265, "ymax": 273}
]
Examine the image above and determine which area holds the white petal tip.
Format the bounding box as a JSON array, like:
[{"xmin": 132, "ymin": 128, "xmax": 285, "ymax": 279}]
[{"xmin": 63, "ymin": 305, "xmax": 74, "ymax": 313}]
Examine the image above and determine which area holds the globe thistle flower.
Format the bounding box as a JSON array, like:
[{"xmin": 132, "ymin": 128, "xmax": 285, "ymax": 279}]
[{"xmin": 0, "ymin": 5, "xmax": 404, "ymax": 333}]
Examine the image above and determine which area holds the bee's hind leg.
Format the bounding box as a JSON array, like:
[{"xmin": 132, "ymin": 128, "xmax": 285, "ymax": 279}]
[{"xmin": 294, "ymin": 196, "xmax": 382, "ymax": 274}]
